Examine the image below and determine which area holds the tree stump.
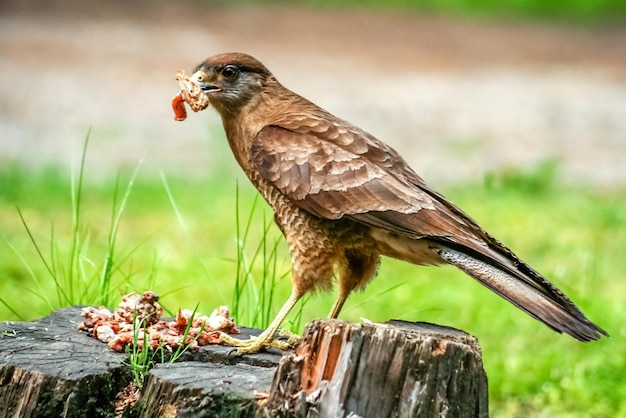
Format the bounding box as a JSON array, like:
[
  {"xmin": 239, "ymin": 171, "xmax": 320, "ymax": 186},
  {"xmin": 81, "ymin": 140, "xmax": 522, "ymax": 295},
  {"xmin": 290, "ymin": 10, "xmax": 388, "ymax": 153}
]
[
  {"xmin": 0, "ymin": 307, "xmax": 282, "ymax": 418},
  {"xmin": 267, "ymin": 319, "xmax": 489, "ymax": 418},
  {"xmin": 1, "ymin": 310, "xmax": 488, "ymax": 417},
  {"xmin": 132, "ymin": 361, "xmax": 276, "ymax": 417},
  {"xmin": 0, "ymin": 308, "xmax": 132, "ymax": 418}
]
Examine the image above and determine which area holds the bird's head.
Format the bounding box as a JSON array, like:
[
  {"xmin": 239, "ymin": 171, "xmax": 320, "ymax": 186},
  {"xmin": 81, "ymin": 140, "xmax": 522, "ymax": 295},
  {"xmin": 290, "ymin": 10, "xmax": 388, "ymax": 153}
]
[{"xmin": 190, "ymin": 52, "xmax": 274, "ymax": 115}]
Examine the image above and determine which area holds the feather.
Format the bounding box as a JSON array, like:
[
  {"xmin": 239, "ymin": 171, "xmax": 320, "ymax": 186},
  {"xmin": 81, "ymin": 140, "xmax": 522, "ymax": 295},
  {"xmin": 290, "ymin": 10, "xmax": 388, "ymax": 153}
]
[
  {"xmin": 435, "ymin": 246, "xmax": 607, "ymax": 341},
  {"xmin": 194, "ymin": 52, "xmax": 607, "ymax": 345}
]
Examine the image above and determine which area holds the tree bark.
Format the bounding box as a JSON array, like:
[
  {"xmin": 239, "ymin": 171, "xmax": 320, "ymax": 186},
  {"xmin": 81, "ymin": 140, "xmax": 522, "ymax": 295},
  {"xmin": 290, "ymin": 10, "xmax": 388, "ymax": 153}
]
[
  {"xmin": 0, "ymin": 307, "xmax": 282, "ymax": 418},
  {"xmin": 1, "ymin": 310, "xmax": 488, "ymax": 417},
  {"xmin": 132, "ymin": 361, "xmax": 275, "ymax": 418},
  {"xmin": 267, "ymin": 319, "xmax": 489, "ymax": 418},
  {"xmin": 0, "ymin": 308, "xmax": 131, "ymax": 418}
]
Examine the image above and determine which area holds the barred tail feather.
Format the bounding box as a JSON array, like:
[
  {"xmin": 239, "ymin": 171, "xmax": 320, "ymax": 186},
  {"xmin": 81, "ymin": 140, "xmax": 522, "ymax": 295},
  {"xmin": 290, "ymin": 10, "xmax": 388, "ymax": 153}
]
[{"xmin": 436, "ymin": 247, "xmax": 608, "ymax": 342}]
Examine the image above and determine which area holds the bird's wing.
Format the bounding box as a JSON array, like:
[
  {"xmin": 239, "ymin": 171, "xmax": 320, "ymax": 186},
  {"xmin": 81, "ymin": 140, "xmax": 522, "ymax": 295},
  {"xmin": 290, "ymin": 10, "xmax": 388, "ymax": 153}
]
[
  {"xmin": 252, "ymin": 123, "xmax": 607, "ymax": 341},
  {"xmin": 251, "ymin": 122, "xmax": 550, "ymax": 283},
  {"xmin": 251, "ymin": 123, "xmax": 484, "ymax": 245}
]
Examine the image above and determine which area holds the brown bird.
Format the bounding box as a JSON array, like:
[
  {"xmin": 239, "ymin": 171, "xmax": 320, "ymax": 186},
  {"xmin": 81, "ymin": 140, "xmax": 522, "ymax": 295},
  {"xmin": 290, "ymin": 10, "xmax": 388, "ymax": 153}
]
[{"xmin": 187, "ymin": 52, "xmax": 607, "ymax": 353}]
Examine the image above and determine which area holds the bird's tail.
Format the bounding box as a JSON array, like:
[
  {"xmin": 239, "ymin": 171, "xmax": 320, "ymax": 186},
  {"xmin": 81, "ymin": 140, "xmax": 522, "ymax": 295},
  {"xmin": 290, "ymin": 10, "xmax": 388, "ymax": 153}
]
[{"xmin": 434, "ymin": 246, "xmax": 608, "ymax": 342}]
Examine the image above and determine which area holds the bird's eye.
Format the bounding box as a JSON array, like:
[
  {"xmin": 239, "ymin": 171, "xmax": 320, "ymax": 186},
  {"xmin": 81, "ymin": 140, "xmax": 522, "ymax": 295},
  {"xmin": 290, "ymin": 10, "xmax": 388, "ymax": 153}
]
[
  {"xmin": 195, "ymin": 73, "xmax": 206, "ymax": 82},
  {"xmin": 221, "ymin": 65, "xmax": 239, "ymax": 79}
]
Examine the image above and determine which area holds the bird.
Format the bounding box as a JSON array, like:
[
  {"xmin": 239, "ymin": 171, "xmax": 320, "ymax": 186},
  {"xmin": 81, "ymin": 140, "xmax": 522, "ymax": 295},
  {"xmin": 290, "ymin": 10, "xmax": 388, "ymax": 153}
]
[{"xmin": 185, "ymin": 52, "xmax": 607, "ymax": 354}]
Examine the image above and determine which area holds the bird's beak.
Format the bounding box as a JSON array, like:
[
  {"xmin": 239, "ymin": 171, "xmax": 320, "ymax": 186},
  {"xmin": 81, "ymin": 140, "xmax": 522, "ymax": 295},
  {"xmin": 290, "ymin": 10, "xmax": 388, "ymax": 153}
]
[{"xmin": 191, "ymin": 70, "xmax": 221, "ymax": 94}]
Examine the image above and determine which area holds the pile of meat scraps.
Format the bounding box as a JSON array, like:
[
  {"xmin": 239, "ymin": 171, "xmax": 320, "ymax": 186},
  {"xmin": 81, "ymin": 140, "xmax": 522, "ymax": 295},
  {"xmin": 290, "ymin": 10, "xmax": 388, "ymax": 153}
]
[{"xmin": 78, "ymin": 291, "xmax": 238, "ymax": 353}]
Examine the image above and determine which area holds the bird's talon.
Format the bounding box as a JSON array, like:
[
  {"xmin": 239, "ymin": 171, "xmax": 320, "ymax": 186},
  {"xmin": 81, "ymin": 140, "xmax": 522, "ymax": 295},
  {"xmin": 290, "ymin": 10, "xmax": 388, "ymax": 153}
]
[
  {"xmin": 218, "ymin": 329, "xmax": 298, "ymax": 354},
  {"xmin": 278, "ymin": 328, "xmax": 302, "ymax": 346},
  {"xmin": 288, "ymin": 334, "xmax": 302, "ymax": 346}
]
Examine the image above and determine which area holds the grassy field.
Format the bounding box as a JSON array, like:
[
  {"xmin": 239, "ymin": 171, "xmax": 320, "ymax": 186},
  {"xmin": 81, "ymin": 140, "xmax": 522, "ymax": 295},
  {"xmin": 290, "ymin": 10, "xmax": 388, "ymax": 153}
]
[
  {"xmin": 0, "ymin": 159, "xmax": 624, "ymax": 416},
  {"xmin": 267, "ymin": 0, "xmax": 626, "ymax": 24}
]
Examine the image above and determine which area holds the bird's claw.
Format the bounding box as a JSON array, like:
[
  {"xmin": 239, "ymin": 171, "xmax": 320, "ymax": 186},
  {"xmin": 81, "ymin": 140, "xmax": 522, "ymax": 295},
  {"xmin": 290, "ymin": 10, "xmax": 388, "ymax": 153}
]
[
  {"xmin": 278, "ymin": 328, "xmax": 302, "ymax": 346},
  {"xmin": 219, "ymin": 329, "xmax": 300, "ymax": 355}
]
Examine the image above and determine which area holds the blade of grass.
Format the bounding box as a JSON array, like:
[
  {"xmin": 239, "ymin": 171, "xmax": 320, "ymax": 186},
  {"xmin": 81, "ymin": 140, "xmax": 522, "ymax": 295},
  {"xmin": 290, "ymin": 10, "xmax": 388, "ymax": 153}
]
[
  {"xmin": 232, "ymin": 183, "xmax": 292, "ymax": 329},
  {"xmin": 0, "ymin": 294, "xmax": 24, "ymax": 320},
  {"xmin": 67, "ymin": 129, "xmax": 91, "ymax": 302},
  {"xmin": 159, "ymin": 171, "xmax": 225, "ymax": 301},
  {"xmin": 285, "ymin": 295, "xmax": 310, "ymax": 333},
  {"xmin": 15, "ymin": 207, "xmax": 70, "ymax": 308},
  {"xmin": 126, "ymin": 310, "xmax": 153, "ymax": 388},
  {"xmin": 341, "ymin": 281, "xmax": 407, "ymax": 315},
  {"xmin": 100, "ymin": 161, "xmax": 143, "ymax": 307},
  {"xmin": 169, "ymin": 303, "xmax": 204, "ymax": 362}
]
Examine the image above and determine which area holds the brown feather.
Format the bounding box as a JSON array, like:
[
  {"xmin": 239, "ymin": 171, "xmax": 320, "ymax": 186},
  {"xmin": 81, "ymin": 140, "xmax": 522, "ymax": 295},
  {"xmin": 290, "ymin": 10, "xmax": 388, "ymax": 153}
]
[{"xmin": 194, "ymin": 52, "xmax": 607, "ymax": 343}]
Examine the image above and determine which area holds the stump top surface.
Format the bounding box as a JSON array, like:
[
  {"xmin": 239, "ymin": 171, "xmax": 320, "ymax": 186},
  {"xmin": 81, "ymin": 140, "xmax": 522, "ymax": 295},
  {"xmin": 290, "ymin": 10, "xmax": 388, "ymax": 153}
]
[
  {"xmin": 385, "ymin": 319, "xmax": 482, "ymax": 352},
  {"xmin": 1, "ymin": 307, "xmax": 126, "ymax": 379},
  {"xmin": 150, "ymin": 361, "xmax": 275, "ymax": 398},
  {"xmin": 0, "ymin": 307, "xmax": 283, "ymax": 375}
]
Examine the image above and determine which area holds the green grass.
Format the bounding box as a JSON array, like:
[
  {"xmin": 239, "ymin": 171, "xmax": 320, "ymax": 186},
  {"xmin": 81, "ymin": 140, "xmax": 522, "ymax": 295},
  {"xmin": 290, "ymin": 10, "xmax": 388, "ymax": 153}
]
[
  {"xmin": 0, "ymin": 159, "xmax": 624, "ymax": 416},
  {"xmin": 234, "ymin": 0, "xmax": 626, "ymax": 25}
]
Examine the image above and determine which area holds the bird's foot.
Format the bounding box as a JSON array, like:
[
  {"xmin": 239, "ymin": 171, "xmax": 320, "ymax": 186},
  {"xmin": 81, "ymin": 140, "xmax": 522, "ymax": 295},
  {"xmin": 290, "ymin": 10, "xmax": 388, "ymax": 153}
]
[
  {"xmin": 219, "ymin": 328, "xmax": 300, "ymax": 355},
  {"xmin": 278, "ymin": 328, "xmax": 302, "ymax": 346}
]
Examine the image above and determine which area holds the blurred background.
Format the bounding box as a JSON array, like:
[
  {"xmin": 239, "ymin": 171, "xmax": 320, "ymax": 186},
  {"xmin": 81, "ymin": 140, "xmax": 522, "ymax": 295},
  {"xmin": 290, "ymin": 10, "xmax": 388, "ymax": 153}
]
[
  {"xmin": 1, "ymin": 1, "xmax": 625, "ymax": 416},
  {"xmin": 1, "ymin": 0, "xmax": 625, "ymax": 184}
]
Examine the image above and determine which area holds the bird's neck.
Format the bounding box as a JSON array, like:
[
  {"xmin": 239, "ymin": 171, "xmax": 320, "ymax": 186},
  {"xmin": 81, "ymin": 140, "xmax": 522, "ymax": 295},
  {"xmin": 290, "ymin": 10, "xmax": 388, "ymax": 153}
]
[{"xmin": 219, "ymin": 85, "xmax": 304, "ymax": 170}]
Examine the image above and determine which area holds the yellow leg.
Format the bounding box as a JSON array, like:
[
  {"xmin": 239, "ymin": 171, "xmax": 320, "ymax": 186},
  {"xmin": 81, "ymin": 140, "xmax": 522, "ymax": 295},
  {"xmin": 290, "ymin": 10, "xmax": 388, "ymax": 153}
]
[
  {"xmin": 278, "ymin": 328, "xmax": 302, "ymax": 346},
  {"xmin": 328, "ymin": 292, "xmax": 349, "ymax": 319},
  {"xmin": 220, "ymin": 290, "xmax": 302, "ymax": 354}
]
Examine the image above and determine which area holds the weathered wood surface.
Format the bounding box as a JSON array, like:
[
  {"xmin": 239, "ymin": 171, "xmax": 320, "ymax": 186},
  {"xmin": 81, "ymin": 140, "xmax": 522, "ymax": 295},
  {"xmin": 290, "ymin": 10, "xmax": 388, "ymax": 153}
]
[
  {"xmin": 0, "ymin": 307, "xmax": 281, "ymax": 418},
  {"xmin": 267, "ymin": 319, "xmax": 489, "ymax": 418},
  {"xmin": 0, "ymin": 307, "xmax": 131, "ymax": 418},
  {"xmin": 1, "ymin": 308, "xmax": 488, "ymax": 417}
]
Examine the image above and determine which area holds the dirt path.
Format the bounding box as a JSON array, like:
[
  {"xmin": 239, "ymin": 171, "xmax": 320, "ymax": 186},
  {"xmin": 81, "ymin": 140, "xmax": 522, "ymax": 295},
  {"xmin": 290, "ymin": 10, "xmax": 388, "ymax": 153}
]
[{"xmin": 1, "ymin": 0, "xmax": 625, "ymax": 186}]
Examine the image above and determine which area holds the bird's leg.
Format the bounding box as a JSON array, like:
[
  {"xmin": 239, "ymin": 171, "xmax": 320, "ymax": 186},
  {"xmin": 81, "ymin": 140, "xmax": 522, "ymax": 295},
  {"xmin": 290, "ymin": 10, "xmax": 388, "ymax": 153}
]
[
  {"xmin": 220, "ymin": 290, "xmax": 302, "ymax": 354},
  {"xmin": 278, "ymin": 328, "xmax": 302, "ymax": 345},
  {"xmin": 328, "ymin": 292, "xmax": 349, "ymax": 319},
  {"xmin": 328, "ymin": 251, "xmax": 381, "ymax": 320}
]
